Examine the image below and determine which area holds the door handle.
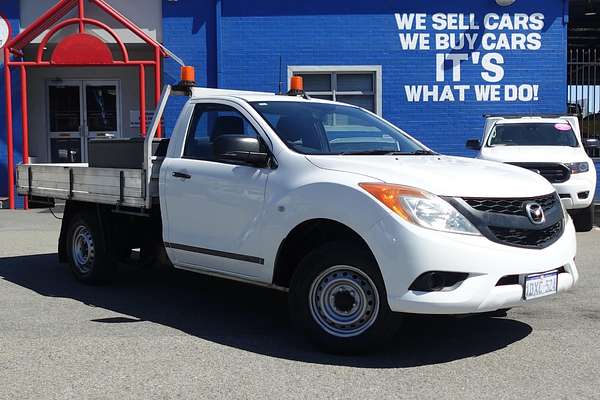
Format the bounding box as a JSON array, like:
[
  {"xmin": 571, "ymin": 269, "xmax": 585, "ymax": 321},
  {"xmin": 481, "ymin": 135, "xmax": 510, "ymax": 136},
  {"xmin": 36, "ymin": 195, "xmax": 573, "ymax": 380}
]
[{"xmin": 172, "ymin": 171, "xmax": 191, "ymax": 179}]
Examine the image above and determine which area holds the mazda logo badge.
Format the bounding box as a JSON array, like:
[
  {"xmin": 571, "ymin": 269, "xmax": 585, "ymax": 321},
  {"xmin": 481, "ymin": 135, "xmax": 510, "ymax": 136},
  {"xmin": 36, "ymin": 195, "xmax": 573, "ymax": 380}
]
[{"xmin": 525, "ymin": 202, "xmax": 545, "ymax": 225}]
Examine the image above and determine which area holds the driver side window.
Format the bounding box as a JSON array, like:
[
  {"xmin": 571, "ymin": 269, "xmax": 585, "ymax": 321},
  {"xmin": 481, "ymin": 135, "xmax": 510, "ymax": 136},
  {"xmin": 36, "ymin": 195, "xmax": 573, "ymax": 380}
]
[{"xmin": 183, "ymin": 103, "xmax": 259, "ymax": 161}]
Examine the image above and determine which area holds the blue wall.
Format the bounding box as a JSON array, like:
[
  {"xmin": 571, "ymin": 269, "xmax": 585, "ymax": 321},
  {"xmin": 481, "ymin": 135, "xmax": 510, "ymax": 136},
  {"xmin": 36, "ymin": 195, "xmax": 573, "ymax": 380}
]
[
  {"xmin": 162, "ymin": 0, "xmax": 219, "ymax": 134},
  {"xmin": 217, "ymin": 0, "xmax": 568, "ymax": 156}
]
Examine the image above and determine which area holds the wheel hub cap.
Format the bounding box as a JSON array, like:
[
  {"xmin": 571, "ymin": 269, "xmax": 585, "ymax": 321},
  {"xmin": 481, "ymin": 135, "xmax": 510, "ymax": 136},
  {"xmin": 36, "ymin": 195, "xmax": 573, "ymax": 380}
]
[
  {"xmin": 309, "ymin": 266, "xmax": 380, "ymax": 338},
  {"xmin": 72, "ymin": 225, "xmax": 95, "ymax": 274}
]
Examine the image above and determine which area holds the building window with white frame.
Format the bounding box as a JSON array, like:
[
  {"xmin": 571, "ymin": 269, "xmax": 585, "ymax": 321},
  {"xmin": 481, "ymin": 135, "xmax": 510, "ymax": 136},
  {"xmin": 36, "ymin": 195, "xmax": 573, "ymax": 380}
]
[{"xmin": 289, "ymin": 66, "xmax": 382, "ymax": 115}]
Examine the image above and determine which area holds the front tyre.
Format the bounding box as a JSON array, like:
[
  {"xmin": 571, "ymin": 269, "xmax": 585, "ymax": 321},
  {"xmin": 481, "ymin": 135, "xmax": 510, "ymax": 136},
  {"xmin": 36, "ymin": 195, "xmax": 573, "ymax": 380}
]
[
  {"xmin": 571, "ymin": 204, "xmax": 595, "ymax": 232},
  {"xmin": 66, "ymin": 211, "xmax": 116, "ymax": 284},
  {"xmin": 289, "ymin": 242, "xmax": 401, "ymax": 354}
]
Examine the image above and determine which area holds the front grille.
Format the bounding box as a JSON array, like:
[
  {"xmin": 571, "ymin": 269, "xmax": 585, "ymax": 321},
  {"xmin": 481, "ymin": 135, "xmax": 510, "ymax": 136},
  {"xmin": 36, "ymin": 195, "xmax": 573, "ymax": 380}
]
[
  {"xmin": 464, "ymin": 193, "xmax": 558, "ymax": 216},
  {"xmin": 450, "ymin": 193, "xmax": 565, "ymax": 250},
  {"xmin": 489, "ymin": 221, "xmax": 563, "ymax": 248},
  {"xmin": 508, "ymin": 163, "xmax": 571, "ymax": 184}
]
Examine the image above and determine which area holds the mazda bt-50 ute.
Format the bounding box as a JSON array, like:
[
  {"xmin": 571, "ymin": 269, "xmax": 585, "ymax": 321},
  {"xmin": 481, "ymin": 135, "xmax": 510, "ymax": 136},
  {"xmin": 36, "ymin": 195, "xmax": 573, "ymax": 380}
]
[{"xmin": 17, "ymin": 73, "xmax": 578, "ymax": 353}]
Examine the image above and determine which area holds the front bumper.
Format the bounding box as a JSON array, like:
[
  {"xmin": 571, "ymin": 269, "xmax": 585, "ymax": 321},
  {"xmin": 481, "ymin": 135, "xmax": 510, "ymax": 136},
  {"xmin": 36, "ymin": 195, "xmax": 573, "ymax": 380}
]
[
  {"xmin": 553, "ymin": 170, "xmax": 596, "ymax": 210},
  {"xmin": 366, "ymin": 214, "xmax": 578, "ymax": 315}
]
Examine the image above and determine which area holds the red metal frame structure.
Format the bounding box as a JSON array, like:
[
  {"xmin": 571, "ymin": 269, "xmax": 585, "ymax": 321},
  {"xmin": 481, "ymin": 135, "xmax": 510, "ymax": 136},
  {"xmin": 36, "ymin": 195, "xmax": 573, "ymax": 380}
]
[{"xmin": 3, "ymin": 0, "xmax": 166, "ymax": 209}]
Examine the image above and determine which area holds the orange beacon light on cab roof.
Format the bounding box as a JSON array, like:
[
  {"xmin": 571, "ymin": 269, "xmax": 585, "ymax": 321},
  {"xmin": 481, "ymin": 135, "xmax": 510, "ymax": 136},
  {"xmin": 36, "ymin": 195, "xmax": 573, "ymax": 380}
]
[
  {"xmin": 180, "ymin": 65, "xmax": 196, "ymax": 86},
  {"xmin": 290, "ymin": 76, "xmax": 303, "ymax": 91},
  {"xmin": 288, "ymin": 76, "xmax": 307, "ymax": 97}
]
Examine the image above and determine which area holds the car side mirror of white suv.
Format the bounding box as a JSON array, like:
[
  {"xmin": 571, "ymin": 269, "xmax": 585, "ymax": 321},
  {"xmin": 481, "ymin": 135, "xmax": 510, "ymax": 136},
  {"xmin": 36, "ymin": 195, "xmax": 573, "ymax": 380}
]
[
  {"xmin": 466, "ymin": 139, "xmax": 482, "ymax": 151},
  {"xmin": 583, "ymin": 138, "xmax": 600, "ymax": 149}
]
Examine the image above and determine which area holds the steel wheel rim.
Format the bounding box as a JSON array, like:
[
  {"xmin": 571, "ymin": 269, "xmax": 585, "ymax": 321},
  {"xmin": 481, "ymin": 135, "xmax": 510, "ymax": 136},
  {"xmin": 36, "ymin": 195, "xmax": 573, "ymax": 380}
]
[
  {"xmin": 72, "ymin": 225, "xmax": 95, "ymax": 274},
  {"xmin": 309, "ymin": 265, "xmax": 380, "ymax": 338}
]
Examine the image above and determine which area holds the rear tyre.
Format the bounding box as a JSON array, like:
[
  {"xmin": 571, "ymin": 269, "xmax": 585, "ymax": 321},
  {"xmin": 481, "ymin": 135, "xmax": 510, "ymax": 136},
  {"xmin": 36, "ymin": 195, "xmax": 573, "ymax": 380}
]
[
  {"xmin": 289, "ymin": 241, "xmax": 401, "ymax": 354},
  {"xmin": 65, "ymin": 211, "xmax": 116, "ymax": 284},
  {"xmin": 571, "ymin": 204, "xmax": 594, "ymax": 232}
]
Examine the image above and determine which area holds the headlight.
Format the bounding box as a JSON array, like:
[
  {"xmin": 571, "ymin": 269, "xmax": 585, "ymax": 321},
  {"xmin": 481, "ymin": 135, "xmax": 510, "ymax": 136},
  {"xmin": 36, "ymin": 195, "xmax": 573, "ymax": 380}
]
[
  {"xmin": 558, "ymin": 192, "xmax": 570, "ymax": 225},
  {"xmin": 360, "ymin": 183, "xmax": 481, "ymax": 236},
  {"xmin": 566, "ymin": 162, "xmax": 589, "ymax": 174}
]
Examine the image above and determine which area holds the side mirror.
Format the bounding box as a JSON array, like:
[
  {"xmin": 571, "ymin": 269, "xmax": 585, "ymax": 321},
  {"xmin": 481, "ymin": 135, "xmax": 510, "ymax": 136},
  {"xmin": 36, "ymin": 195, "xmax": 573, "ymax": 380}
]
[
  {"xmin": 466, "ymin": 139, "xmax": 482, "ymax": 151},
  {"xmin": 214, "ymin": 135, "xmax": 269, "ymax": 167},
  {"xmin": 583, "ymin": 138, "xmax": 600, "ymax": 149}
]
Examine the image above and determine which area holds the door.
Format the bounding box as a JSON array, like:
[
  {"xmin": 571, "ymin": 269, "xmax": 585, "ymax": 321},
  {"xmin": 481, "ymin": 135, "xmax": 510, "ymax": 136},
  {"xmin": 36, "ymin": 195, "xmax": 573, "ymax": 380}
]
[
  {"xmin": 84, "ymin": 81, "xmax": 120, "ymax": 147},
  {"xmin": 47, "ymin": 81, "xmax": 84, "ymax": 163},
  {"xmin": 47, "ymin": 80, "xmax": 120, "ymax": 163},
  {"xmin": 162, "ymin": 102, "xmax": 269, "ymax": 278}
]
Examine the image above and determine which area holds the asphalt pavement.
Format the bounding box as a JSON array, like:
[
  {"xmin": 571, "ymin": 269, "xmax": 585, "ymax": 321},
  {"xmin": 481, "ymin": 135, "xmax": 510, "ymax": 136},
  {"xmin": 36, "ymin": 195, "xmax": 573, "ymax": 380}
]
[{"xmin": 0, "ymin": 209, "xmax": 599, "ymax": 399}]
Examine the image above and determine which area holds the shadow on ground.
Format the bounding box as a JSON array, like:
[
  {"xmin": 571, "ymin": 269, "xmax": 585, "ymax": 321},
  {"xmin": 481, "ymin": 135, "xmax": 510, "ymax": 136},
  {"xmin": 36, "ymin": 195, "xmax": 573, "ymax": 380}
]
[{"xmin": 0, "ymin": 253, "xmax": 532, "ymax": 368}]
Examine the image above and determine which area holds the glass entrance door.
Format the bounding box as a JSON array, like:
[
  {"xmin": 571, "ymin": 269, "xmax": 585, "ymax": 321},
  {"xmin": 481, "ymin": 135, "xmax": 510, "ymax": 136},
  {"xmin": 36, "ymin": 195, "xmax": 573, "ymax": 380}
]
[
  {"xmin": 85, "ymin": 81, "xmax": 120, "ymax": 144},
  {"xmin": 48, "ymin": 82, "xmax": 83, "ymax": 163},
  {"xmin": 48, "ymin": 80, "xmax": 120, "ymax": 163}
]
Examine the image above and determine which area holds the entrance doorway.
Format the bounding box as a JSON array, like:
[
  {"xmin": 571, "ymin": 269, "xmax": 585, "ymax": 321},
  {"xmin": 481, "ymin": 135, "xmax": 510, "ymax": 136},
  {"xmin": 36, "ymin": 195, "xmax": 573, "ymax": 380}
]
[
  {"xmin": 47, "ymin": 80, "xmax": 121, "ymax": 163},
  {"xmin": 2, "ymin": 0, "xmax": 166, "ymax": 209}
]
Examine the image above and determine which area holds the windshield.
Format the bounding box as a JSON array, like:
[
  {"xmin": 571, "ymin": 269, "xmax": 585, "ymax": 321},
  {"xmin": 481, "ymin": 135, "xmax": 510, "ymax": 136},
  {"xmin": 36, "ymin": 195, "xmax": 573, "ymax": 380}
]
[
  {"xmin": 250, "ymin": 101, "xmax": 428, "ymax": 155},
  {"xmin": 488, "ymin": 122, "xmax": 579, "ymax": 147}
]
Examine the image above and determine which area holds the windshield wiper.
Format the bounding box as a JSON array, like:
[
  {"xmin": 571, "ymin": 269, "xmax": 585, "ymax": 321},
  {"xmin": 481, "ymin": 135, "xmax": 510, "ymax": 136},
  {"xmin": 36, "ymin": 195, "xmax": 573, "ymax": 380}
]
[
  {"xmin": 340, "ymin": 150, "xmax": 397, "ymax": 155},
  {"xmin": 340, "ymin": 149, "xmax": 437, "ymax": 156},
  {"xmin": 408, "ymin": 149, "xmax": 438, "ymax": 155}
]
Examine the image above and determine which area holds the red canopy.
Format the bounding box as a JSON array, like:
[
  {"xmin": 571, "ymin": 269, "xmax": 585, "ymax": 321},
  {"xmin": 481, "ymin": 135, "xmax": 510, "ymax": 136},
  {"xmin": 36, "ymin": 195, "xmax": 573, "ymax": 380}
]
[
  {"xmin": 6, "ymin": 0, "xmax": 165, "ymax": 57},
  {"xmin": 3, "ymin": 0, "xmax": 167, "ymax": 209}
]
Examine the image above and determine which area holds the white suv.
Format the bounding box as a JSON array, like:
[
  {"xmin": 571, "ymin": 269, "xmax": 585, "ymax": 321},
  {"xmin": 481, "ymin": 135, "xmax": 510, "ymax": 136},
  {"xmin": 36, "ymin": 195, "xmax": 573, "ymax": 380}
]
[{"xmin": 467, "ymin": 115, "xmax": 598, "ymax": 232}]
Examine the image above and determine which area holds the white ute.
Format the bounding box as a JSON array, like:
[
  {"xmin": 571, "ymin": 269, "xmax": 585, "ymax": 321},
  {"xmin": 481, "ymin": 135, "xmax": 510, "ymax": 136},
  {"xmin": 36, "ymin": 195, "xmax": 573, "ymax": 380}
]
[
  {"xmin": 17, "ymin": 75, "xmax": 579, "ymax": 353},
  {"xmin": 467, "ymin": 115, "xmax": 598, "ymax": 232}
]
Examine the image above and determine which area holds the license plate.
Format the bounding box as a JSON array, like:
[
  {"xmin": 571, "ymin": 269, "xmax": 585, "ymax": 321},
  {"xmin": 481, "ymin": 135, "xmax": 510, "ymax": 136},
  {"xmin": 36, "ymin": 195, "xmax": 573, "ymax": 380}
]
[{"xmin": 524, "ymin": 271, "xmax": 558, "ymax": 300}]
